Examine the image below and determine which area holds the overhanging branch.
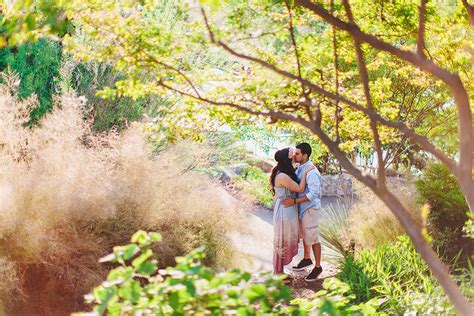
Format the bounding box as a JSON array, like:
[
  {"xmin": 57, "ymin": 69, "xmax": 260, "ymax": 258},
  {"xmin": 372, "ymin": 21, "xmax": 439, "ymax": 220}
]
[
  {"xmin": 199, "ymin": 6, "xmax": 458, "ymax": 177},
  {"xmin": 343, "ymin": 0, "xmax": 386, "ymax": 185},
  {"xmin": 417, "ymin": 0, "xmax": 427, "ymax": 57}
]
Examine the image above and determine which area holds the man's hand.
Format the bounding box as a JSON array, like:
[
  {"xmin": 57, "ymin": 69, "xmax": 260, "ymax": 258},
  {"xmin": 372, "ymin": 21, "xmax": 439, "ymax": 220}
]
[{"xmin": 282, "ymin": 197, "xmax": 296, "ymax": 207}]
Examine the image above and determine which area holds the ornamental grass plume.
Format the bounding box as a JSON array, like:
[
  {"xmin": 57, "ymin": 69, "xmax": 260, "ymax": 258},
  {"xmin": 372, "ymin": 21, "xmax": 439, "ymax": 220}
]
[
  {"xmin": 348, "ymin": 179, "xmax": 422, "ymax": 250},
  {"xmin": 0, "ymin": 76, "xmax": 244, "ymax": 314}
]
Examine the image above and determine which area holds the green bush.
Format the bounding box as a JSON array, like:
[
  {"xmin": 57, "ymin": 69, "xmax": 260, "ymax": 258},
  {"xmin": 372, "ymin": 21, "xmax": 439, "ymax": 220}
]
[
  {"xmin": 0, "ymin": 39, "xmax": 62, "ymax": 123},
  {"xmin": 67, "ymin": 61, "xmax": 165, "ymax": 131},
  {"xmin": 415, "ymin": 162, "xmax": 472, "ymax": 263},
  {"xmin": 79, "ymin": 231, "xmax": 393, "ymax": 316},
  {"xmin": 293, "ymin": 278, "xmax": 384, "ymax": 315},
  {"xmin": 231, "ymin": 165, "xmax": 273, "ymax": 207},
  {"xmin": 335, "ymin": 236, "xmax": 472, "ymax": 314},
  {"xmin": 76, "ymin": 231, "xmax": 299, "ymax": 315}
]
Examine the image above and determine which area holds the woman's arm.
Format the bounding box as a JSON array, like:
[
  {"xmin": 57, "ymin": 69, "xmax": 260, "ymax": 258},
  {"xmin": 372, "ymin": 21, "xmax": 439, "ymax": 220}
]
[
  {"xmin": 295, "ymin": 166, "xmax": 316, "ymax": 192},
  {"xmin": 275, "ymin": 167, "xmax": 315, "ymax": 193}
]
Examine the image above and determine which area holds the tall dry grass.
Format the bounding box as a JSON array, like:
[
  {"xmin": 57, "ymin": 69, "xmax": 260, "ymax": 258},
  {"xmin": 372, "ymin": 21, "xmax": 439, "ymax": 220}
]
[
  {"xmin": 348, "ymin": 178, "xmax": 422, "ymax": 250},
  {"xmin": 0, "ymin": 77, "xmax": 244, "ymax": 314}
]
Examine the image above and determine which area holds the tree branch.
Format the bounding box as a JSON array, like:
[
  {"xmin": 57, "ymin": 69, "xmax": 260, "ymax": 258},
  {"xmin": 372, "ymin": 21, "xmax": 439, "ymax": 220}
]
[
  {"xmin": 199, "ymin": 4, "xmax": 466, "ymax": 202},
  {"xmin": 462, "ymin": 0, "xmax": 474, "ymax": 26},
  {"xmin": 285, "ymin": 0, "xmax": 313, "ymax": 120},
  {"xmin": 294, "ymin": 0, "xmax": 473, "ymax": 224},
  {"xmin": 163, "ymin": 68, "xmax": 377, "ymax": 189},
  {"xmin": 330, "ymin": 0, "xmax": 341, "ymax": 144},
  {"xmin": 158, "ymin": 80, "xmax": 262, "ymax": 117},
  {"xmin": 293, "ymin": 0, "xmax": 450, "ymax": 78},
  {"xmin": 208, "ymin": 22, "xmax": 456, "ymax": 172},
  {"xmin": 343, "ymin": 0, "xmax": 386, "ymax": 186},
  {"xmin": 285, "ymin": 1, "xmax": 303, "ymax": 80},
  {"xmin": 148, "ymin": 57, "xmax": 202, "ymax": 99},
  {"xmin": 417, "ymin": 0, "xmax": 427, "ymax": 57}
]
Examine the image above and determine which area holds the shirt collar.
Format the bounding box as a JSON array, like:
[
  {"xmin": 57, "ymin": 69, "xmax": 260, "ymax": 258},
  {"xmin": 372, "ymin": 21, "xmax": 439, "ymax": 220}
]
[
  {"xmin": 299, "ymin": 161, "xmax": 312, "ymax": 169},
  {"xmin": 296, "ymin": 160, "xmax": 313, "ymax": 173}
]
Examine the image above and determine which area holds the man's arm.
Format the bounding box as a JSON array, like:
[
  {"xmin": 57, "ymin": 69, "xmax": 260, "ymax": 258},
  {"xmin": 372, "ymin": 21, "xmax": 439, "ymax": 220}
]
[
  {"xmin": 282, "ymin": 195, "xmax": 309, "ymax": 207},
  {"xmin": 305, "ymin": 171, "xmax": 321, "ymax": 203}
]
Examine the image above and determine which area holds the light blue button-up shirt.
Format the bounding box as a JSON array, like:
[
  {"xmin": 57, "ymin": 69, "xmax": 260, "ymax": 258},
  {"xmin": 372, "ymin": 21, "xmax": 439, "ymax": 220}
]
[{"xmin": 295, "ymin": 161, "xmax": 322, "ymax": 219}]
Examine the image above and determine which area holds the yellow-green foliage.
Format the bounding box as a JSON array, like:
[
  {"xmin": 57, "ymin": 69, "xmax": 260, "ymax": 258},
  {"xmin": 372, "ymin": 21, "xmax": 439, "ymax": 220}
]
[{"xmin": 0, "ymin": 84, "xmax": 244, "ymax": 313}]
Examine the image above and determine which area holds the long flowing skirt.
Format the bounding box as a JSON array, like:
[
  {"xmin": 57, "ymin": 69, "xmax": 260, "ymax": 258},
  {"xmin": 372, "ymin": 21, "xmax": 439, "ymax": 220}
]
[{"xmin": 273, "ymin": 198, "xmax": 299, "ymax": 274}]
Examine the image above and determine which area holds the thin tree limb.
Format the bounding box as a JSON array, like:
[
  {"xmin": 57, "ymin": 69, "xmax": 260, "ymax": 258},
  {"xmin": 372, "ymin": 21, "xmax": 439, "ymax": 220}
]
[
  {"xmin": 343, "ymin": 0, "xmax": 386, "ymax": 186},
  {"xmin": 293, "ymin": 0, "xmax": 473, "ymax": 214},
  {"xmin": 330, "ymin": 0, "xmax": 341, "ymax": 144},
  {"xmin": 285, "ymin": 0, "xmax": 313, "ymax": 120},
  {"xmin": 462, "ymin": 0, "xmax": 474, "ymax": 26},
  {"xmin": 201, "ymin": 11, "xmax": 458, "ymax": 177},
  {"xmin": 417, "ymin": 0, "xmax": 427, "ymax": 57}
]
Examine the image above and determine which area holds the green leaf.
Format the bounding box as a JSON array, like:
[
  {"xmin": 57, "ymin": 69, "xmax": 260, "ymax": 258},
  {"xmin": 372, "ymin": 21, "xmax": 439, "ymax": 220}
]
[
  {"xmin": 120, "ymin": 244, "xmax": 140, "ymax": 261},
  {"xmin": 118, "ymin": 280, "xmax": 142, "ymax": 303},
  {"xmin": 245, "ymin": 284, "xmax": 266, "ymax": 301},
  {"xmin": 131, "ymin": 230, "xmax": 148, "ymax": 243},
  {"xmin": 132, "ymin": 249, "xmax": 153, "ymax": 268},
  {"xmin": 136, "ymin": 260, "xmax": 158, "ymax": 275},
  {"xmin": 93, "ymin": 286, "xmax": 117, "ymax": 314},
  {"xmin": 149, "ymin": 232, "xmax": 162, "ymax": 242}
]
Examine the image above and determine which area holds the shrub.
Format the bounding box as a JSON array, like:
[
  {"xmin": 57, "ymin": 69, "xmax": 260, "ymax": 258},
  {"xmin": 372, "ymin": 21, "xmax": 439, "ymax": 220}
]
[
  {"xmin": 348, "ymin": 179, "xmax": 421, "ymax": 249},
  {"xmin": 79, "ymin": 231, "xmax": 393, "ymax": 315},
  {"xmin": 231, "ymin": 165, "xmax": 273, "ymax": 207},
  {"xmin": 0, "ymin": 85, "xmax": 245, "ymax": 313},
  {"xmin": 75, "ymin": 231, "xmax": 299, "ymax": 315},
  {"xmin": 336, "ymin": 236, "xmax": 472, "ymax": 314},
  {"xmin": 61, "ymin": 59, "xmax": 168, "ymax": 131},
  {"xmin": 415, "ymin": 162, "xmax": 472, "ymax": 263},
  {"xmin": 0, "ymin": 39, "xmax": 62, "ymax": 123},
  {"xmin": 293, "ymin": 278, "xmax": 384, "ymax": 315}
]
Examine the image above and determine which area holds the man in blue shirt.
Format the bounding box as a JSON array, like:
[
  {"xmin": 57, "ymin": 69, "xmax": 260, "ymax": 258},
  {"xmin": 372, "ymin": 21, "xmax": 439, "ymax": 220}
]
[{"xmin": 283, "ymin": 142, "xmax": 323, "ymax": 282}]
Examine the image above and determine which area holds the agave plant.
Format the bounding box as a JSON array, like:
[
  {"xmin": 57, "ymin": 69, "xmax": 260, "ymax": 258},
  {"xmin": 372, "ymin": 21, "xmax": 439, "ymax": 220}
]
[{"xmin": 319, "ymin": 199, "xmax": 352, "ymax": 262}]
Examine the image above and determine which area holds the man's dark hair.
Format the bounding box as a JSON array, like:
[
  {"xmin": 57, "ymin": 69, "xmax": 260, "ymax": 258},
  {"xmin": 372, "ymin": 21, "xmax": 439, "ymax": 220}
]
[{"xmin": 296, "ymin": 142, "xmax": 312, "ymax": 158}]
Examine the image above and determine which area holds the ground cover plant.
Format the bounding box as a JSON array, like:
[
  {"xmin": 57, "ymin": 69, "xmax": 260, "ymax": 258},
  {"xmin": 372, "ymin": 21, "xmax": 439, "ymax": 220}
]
[{"xmin": 305, "ymin": 236, "xmax": 473, "ymax": 315}]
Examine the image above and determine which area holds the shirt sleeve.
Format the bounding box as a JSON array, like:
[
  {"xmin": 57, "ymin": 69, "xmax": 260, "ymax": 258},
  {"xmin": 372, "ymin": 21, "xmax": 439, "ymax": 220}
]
[{"xmin": 305, "ymin": 170, "xmax": 321, "ymax": 202}]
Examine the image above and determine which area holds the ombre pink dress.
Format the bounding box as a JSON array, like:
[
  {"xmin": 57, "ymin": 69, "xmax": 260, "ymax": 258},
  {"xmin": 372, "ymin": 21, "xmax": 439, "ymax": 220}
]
[{"xmin": 273, "ymin": 185, "xmax": 299, "ymax": 274}]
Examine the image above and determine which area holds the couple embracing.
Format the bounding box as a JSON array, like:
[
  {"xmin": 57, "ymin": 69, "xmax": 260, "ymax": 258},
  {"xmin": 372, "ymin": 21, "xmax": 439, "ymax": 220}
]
[{"xmin": 270, "ymin": 143, "xmax": 322, "ymax": 282}]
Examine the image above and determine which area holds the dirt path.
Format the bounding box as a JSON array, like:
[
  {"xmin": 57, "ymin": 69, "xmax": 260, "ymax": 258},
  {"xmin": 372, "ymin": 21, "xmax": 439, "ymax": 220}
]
[{"xmin": 229, "ymin": 203, "xmax": 339, "ymax": 299}]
